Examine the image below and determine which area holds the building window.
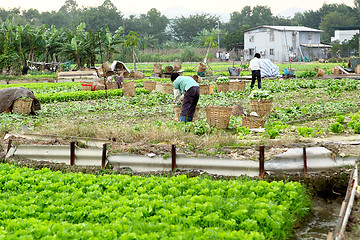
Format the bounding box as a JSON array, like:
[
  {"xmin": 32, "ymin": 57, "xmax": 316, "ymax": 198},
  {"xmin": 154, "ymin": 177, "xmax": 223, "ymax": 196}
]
[
  {"xmin": 269, "ymin": 49, "xmax": 274, "ymax": 55},
  {"xmin": 249, "ymin": 49, "xmax": 254, "ymax": 56},
  {"xmin": 269, "ymin": 30, "xmax": 275, "ymax": 42},
  {"xmin": 249, "ymin": 35, "xmax": 254, "ymax": 42}
]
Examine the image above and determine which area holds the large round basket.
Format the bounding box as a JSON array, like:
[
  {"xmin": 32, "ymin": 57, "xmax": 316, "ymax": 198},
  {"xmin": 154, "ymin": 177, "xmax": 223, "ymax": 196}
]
[
  {"xmin": 161, "ymin": 83, "xmax": 174, "ymax": 94},
  {"xmin": 200, "ymin": 84, "xmax": 213, "ymax": 95},
  {"xmin": 123, "ymin": 80, "xmax": 135, "ymax": 88},
  {"xmin": 13, "ymin": 98, "xmax": 33, "ymax": 115},
  {"xmin": 205, "ymin": 106, "xmax": 233, "ymax": 129},
  {"xmin": 229, "ymin": 81, "xmax": 246, "ymax": 92},
  {"xmin": 174, "ymin": 106, "xmax": 200, "ymax": 121},
  {"xmin": 249, "ymin": 99, "xmax": 273, "ymax": 117},
  {"xmin": 242, "ymin": 116, "xmax": 266, "ymax": 128},
  {"xmin": 154, "ymin": 63, "xmax": 162, "ymax": 74},
  {"xmin": 216, "ymin": 82, "xmax": 229, "ymax": 93},
  {"xmin": 144, "ymin": 81, "xmax": 157, "ymax": 92},
  {"xmin": 123, "ymin": 86, "xmax": 136, "ymax": 97},
  {"xmin": 80, "ymin": 81, "xmax": 93, "ymax": 91},
  {"xmin": 106, "ymin": 82, "xmax": 119, "ymax": 89}
]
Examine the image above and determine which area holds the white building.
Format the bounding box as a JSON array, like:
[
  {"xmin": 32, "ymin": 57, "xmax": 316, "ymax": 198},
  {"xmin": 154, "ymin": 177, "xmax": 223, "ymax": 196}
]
[
  {"xmin": 331, "ymin": 30, "xmax": 359, "ymax": 43},
  {"xmin": 244, "ymin": 25, "xmax": 331, "ymax": 62}
]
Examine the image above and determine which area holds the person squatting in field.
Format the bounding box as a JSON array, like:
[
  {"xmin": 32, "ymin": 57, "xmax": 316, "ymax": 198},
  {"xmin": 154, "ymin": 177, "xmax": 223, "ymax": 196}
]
[
  {"xmin": 171, "ymin": 72, "xmax": 200, "ymax": 123},
  {"xmin": 249, "ymin": 53, "xmax": 262, "ymax": 89}
]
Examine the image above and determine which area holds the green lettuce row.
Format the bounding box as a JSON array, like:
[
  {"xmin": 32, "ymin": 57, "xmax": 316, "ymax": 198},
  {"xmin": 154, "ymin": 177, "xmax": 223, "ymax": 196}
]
[
  {"xmin": 35, "ymin": 88, "xmax": 149, "ymax": 103},
  {"xmin": 0, "ymin": 164, "xmax": 311, "ymax": 240}
]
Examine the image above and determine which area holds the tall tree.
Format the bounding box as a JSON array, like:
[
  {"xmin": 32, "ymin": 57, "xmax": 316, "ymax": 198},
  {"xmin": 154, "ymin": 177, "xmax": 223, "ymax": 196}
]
[
  {"xmin": 124, "ymin": 31, "xmax": 139, "ymax": 71},
  {"xmin": 171, "ymin": 14, "xmax": 220, "ymax": 43},
  {"xmin": 77, "ymin": 0, "xmax": 123, "ymax": 32}
]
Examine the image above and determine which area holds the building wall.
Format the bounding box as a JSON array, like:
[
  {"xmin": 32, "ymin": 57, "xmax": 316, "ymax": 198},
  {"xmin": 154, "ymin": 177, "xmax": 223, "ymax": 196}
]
[
  {"xmin": 331, "ymin": 30, "xmax": 359, "ymax": 43},
  {"xmin": 244, "ymin": 28, "xmax": 323, "ymax": 62}
]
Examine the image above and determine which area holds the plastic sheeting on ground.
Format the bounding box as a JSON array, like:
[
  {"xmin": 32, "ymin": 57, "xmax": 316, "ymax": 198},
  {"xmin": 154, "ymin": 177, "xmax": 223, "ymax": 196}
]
[{"xmin": 261, "ymin": 59, "xmax": 279, "ymax": 77}]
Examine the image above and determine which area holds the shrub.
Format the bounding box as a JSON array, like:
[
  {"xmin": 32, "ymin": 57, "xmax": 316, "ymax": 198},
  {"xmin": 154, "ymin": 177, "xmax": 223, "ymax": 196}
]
[
  {"xmin": 330, "ymin": 122, "xmax": 344, "ymax": 133},
  {"xmin": 336, "ymin": 113, "xmax": 344, "ymax": 124},
  {"xmin": 353, "ymin": 122, "xmax": 360, "ymax": 134},
  {"xmin": 297, "ymin": 126, "xmax": 314, "ymax": 137},
  {"xmin": 265, "ymin": 121, "xmax": 288, "ymax": 139}
]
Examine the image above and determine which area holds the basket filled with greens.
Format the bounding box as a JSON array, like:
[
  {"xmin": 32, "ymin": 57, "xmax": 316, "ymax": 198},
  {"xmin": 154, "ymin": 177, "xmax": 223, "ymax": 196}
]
[
  {"xmin": 216, "ymin": 76, "xmax": 230, "ymax": 93},
  {"xmin": 248, "ymin": 90, "xmax": 273, "ymax": 117}
]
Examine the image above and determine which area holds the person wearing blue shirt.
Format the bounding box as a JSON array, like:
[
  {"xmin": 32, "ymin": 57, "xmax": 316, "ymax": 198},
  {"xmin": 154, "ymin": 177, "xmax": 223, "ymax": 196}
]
[{"xmin": 171, "ymin": 73, "xmax": 200, "ymax": 122}]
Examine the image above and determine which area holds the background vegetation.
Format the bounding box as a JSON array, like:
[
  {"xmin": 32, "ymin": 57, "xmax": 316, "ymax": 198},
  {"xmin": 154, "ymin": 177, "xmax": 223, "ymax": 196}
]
[{"xmin": 1, "ymin": 0, "xmax": 360, "ymax": 74}]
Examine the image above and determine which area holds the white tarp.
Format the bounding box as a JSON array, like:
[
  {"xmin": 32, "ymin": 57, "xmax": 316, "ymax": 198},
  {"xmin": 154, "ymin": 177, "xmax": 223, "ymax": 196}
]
[{"xmin": 261, "ymin": 59, "xmax": 279, "ymax": 77}]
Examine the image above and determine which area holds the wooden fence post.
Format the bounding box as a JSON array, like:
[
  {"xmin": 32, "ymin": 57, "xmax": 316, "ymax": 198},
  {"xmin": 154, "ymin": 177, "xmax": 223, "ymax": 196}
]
[
  {"xmin": 70, "ymin": 142, "xmax": 75, "ymax": 166},
  {"xmin": 171, "ymin": 144, "xmax": 176, "ymax": 172},
  {"xmin": 259, "ymin": 146, "xmax": 265, "ymax": 179}
]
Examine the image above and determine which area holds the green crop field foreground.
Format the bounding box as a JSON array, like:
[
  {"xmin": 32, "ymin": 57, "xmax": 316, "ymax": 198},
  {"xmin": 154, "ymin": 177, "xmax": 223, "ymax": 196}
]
[{"xmin": 0, "ymin": 61, "xmax": 359, "ymax": 239}]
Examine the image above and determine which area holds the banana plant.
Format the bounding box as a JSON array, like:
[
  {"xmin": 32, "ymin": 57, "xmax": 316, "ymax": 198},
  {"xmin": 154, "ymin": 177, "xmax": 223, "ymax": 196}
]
[
  {"xmin": 100, "ymin": 26, "xmax": 124, "ymax": 62},
  {"xmin": 42, "ymin": 25, "xmax": 62, "ymax": 62},
  {"xmin": 60, "ymin": 23, "xmax": 89, "ymax": 69}
]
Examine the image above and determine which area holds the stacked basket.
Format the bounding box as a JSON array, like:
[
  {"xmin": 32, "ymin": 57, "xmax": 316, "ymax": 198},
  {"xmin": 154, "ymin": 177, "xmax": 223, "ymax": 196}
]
[
  {"xmin": 13, "ymin": 98, "xmax": 33, "ymax": 115},
  {"xmin": 123, "ymin": 80, "xmax": 136, "ymax": 97},
  {"xmin": 161, "ymin": 83, "xmax": 174, "ymax": 94},
  {"xmin": 229, "ymin": 81, "xmax": 246, "ymax": 92},
  {"xmin": 216, "ymin": 82, "xmax": 229, "ymax": 93},
  {"xmin": 242, "ymin": 115, "xmax": 267, "ymax": 128},
  {"xmin": 144, "ymin": 80, "xmax": 157, "ymax": 92},
  {"xmin": 249, "ymin": 99, "xmax": 273, "ymax": 117},
  {"xmin": 205, "ymin": 106, "xmax": 233, "ymax": 129},
  {"xmin": 199, "ymin": 84, "xmax": 213, "ymax": 95}
]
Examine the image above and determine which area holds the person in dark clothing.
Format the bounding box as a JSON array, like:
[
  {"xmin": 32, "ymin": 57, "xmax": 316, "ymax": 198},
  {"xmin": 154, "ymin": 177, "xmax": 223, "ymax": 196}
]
[
  {"xmin": 22, "ymin": 65, "xmax": 30, "ymax": 75},
  {"xmin": 171, "ymin": 72, "xmax": 200, "ymax": 122},
  {"xmin": 249, "ymin": 53, "xmax": 262, "ymax": 89}
]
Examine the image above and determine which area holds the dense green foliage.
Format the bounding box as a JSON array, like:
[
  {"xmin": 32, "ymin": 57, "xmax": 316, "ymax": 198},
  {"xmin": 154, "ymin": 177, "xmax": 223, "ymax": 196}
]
[
  {"xmin": 0, "ymin": 164, "xmax": 311, "ymax": 239},
  {"xmin": 1, "ymin": 0, "xmax": 359, "ymax": 66}
]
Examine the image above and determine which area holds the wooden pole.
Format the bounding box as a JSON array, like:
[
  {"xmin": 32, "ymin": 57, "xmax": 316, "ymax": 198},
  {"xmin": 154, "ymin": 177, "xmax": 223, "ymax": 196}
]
[
  {"xmin": 70, "ymin": 142, "xmax": 75, "ymax": 166},
  {"xmin": 6, "ymin": 139, "xmax": 12, "ymax": 154},
  {"xmin": 171, "ymin": 144, "xmax": 176, "ymax": 172},
  {"xmin": 303, "ymin": 147, "xmax": 308, "ymax": 177},
  {"xmin": 259, "ymin": 146, "xmax": 265, "ymax": 179},
  {"xmin": 102, "ymin": 144, "xmax": 107, "ymax": 169}
]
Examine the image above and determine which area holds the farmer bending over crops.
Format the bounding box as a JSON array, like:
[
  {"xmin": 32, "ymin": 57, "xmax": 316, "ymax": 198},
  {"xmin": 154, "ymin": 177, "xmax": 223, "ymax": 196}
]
[
  {"xmin": 171, "ymin": 73, "xmax": 200, "ymax": 123},
  {"xmin": 249, "ymin": 53, "xmax": 262, "ymax": 89}
]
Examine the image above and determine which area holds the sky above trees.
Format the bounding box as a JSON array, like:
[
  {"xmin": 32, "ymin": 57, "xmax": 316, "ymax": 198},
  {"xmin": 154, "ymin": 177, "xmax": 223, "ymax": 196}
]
[{"xmin": 0, "ymin": 0, "xmax": 356, "ymax": 17}]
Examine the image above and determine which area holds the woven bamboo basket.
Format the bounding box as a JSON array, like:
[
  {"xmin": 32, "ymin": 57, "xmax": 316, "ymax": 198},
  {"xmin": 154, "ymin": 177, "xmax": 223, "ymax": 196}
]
[
  {"xmin": 1, "ymin": 108, "xmax": 11, "ymax": 114},
  {"xmin": 216, "ymin": 82, "xmax": 229, "ymax": 93},
  {"xmin": 80, "ymin": 81, "xmax": 93, "ymax": 91},
  {"xmin": 174, "ymin": 106, "xmax": 200, "ymax": 121},
  {"xmin": 123, "ymin": 86, "xmax": 136, "ymax": 97},
  {"xmin": 200, "ymin": 84, "xmax": 213, "ymax": 95},
  {"xmin": 154, "ymin": 63, "xmax": 162, "ymax": 74},
  {"xmin": 242, "ymin": 116, "xmax": 266, "ymax": 128},
  {"xmin": 231, "ymin": 105, "xmax": 243, "ymax": 116},
  {"xmin": 13, "ymin": 98, "xmax": 33, "ymax": 115},
  {"xmin": 161, "ymin": 83, "xmax": 174, "ymax": 94},
  {"xmin": 229, "ymin": 81, "xmax": 246, "ymax": 92},
  {"xmin": 205, "ymin": 106, "xmax": 233, "ymax": 129},
  {"xmin": 249, "ymin": 99, "xmax": 273, "ymax": 117},
  {"xmin": 123, "ymin": 80, "xmax": 135, "ymax": 88},
  {"xmin": 106, "ymin": 82, "xmax": 119, "ymax": 89},
  {"xmin": 144, "ymin": 81, "xmax": 157, "ymax": 92}
]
